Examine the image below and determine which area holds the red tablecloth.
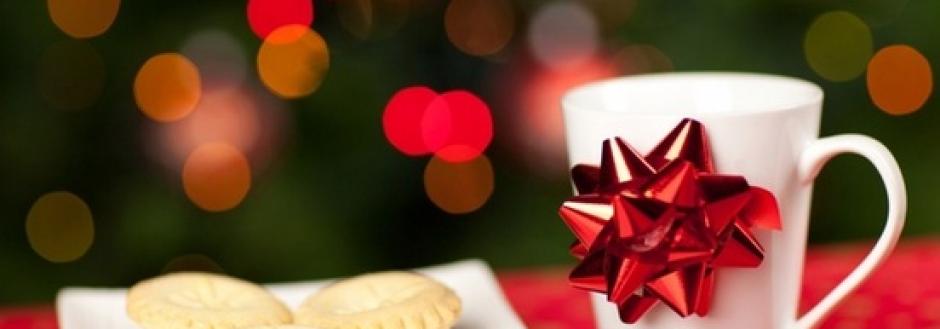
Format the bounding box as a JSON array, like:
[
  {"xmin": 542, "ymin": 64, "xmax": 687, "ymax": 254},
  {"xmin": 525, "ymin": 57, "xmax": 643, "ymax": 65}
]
[{"xmin": 3, "ymin": 239, "xmax": 940, "ymax": 329}]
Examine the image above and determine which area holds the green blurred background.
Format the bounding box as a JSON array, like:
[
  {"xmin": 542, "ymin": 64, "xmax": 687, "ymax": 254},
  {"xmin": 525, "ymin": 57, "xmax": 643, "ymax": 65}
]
[{"xmin": 1, "ymin": 0, "xmax": 936, "ymax": 305}]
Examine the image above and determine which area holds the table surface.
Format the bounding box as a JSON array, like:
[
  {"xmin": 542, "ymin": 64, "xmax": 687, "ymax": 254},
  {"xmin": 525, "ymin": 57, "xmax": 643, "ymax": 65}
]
[{"xmin": 2, "ymin": 239, "xmax": 939, "ymax": 329}]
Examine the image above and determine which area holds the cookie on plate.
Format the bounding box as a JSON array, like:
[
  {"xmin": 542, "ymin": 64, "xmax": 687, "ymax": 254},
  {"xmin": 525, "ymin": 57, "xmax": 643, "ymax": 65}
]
[
  {"xmin": 295, "ymin": 271, "xmax": 461, "ymax": 329},
  {"xmin": 127, "ymin": 272, "xmax": 292, "ymax": 329}
]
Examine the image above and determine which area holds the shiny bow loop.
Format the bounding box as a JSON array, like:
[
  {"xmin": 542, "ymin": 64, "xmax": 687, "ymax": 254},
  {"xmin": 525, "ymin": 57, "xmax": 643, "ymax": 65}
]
[{"xmin": 559, "ymin": 119, "xmax": 782, "ymax": 323}]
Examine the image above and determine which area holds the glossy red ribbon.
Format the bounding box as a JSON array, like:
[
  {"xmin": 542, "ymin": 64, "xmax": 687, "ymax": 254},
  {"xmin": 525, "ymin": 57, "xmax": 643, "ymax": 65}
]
[{"xmin": 559, "ymin": 118, "xmax": 782, "ymax": 323}]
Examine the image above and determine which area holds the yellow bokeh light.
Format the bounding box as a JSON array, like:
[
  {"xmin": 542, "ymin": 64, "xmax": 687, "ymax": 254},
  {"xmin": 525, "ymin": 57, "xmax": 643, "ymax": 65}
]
[
  {"xmin": 444, "ymin": 0, "xmax": 515, "ymax": 56},
  {"xmin": 583, "ymin": 0, "xmax": 636, "ymax": 31},
  {"xmin": 337, "ymin": 0, "xmax": 410, "ymax": 39},
  {"xmin": 26, "ymin": 191, "xmax": 94, "ymax": 263},
  {"xmin": 803, "ymin": 11, "xmax": 872, "ymax": 82},
  {"xmin": 47, "ymin": 0, "xmax": 120, "ymax": 38},
  {"xmin": 182, "ymin": 143, "xmax": 252, "ymax": 212},
  {"xmin": 163, "ymin": 254, "xmax": 224, "ymax": 273},
  {"xmin": 424, "ymin": 155, "xmax": 494, "ymax": 214},
  {"xmin": 338, "ymin": 0, "xmax": 374, "ymax": 39},
  {"xmin": 257, "ymin": 24, "xmax": 330, "ymax": 99},
  {"xmin": 867, "ymin": 45, "xmax": 933, "ymax": 116},
  {"xmin": 134, "ymin": 53, "xmax": 202, "ymax": 122}
]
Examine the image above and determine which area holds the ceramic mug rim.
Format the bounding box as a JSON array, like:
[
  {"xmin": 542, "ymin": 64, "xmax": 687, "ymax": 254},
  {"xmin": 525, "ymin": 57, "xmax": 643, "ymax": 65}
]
[{"xmin": 561, "ymin": 71, "xmax": 825, "ymax": 118}]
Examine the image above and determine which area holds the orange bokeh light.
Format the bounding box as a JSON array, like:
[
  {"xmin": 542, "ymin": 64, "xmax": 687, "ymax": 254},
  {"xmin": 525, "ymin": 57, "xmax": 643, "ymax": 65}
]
[
  {"xmin": 867, "ymin": 45, "xmax": 933, "ymax": 116},
  {"xmin": 424, "ymin": 155, "xmax": 494, "ymax": 214},
  {"xmin": 134, "ymin": 53, "xmax": 202, "ymax": 122},
  {"xmin": 444, "ymin": 0, "xmax": 515, "ymax": 56},
  {"xmin": 47, "ymin": 0, "xmax": 120, "ymax": 38},
  {"xmin": 257, "ymin": 24, "xmax": 330, "ymax": 99},
  {"xmin": 182, "ymin": 143, "xmax": 252, "ymax": 212}
]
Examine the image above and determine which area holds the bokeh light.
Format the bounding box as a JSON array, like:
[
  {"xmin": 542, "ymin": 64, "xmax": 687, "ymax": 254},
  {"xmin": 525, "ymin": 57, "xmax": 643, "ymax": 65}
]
[
  {"xmin": 181, "ymin": 29, "xmax": 248, "ymax": 91},
  {"xmin": 257, "ymin": 24, "xmax": 330, "ymax": 99},
  {"xmin": 37, "ymin": 40, "xmax": 105, "ymax": 111},
  {"xmin": 182, "ymin": 143, "xmax": 252, "ymax": 212},
  {"xmin": 507, "ymin": 57, "xmax": 619, "ymax": 176},
  {"xmin": 163, "ymin": 89, "xmax": 261, "ymax": 159},
  {"xmin": 25, "ymin": 191, "xmax": 94, "ymax": 263},
  {"xmin": 583, "ymin": 0, "xmax": 636, "ymax": 31},
  {"xmin": 804, "ymin": 11, "xmax": 873, "ymax": 82},
  {"xmin": 867, "ymin": 45, "xmax": 932, "ymax": 116},
  {"xmin": 383, "ymin": 86, "xmax": 438, "ymax": 156},
  {"xmin": 337, "ymin": 0, "xmax": 411, "ymax": 39},
  {"xmin": 616, "ymin": 44, "xmax": 674, "ymax": 74},
  {"xmin": 47, "ymin": 0, "xmax": 120, "ymax": 38},
  {"xmin": 337, "ymin": 0, "xmax": 373, "ymax": 39},
  {"xmin": 163, "ymin": 254, "xmax": 224, "ymax": 273},
  {"xmin": 424, "ymin": 155, "xmax": 494, "ymax": 214},
  {"xmin": 444, "ymin": 0, "xmax": 515, "ymax": 56},
  {"xmin": 134, "ymin": 53, "xmax": 202, "ymax": 122},
  {"xmin": 528, "ymin": 1, "xmax": 599, "ymax": 71},
  {"xmin": 422, "ymin": 90, "xmax": 493, "ymax": 163},
  {"xmin": 148, "ymin": 85, "xmax": 287, "ymax": 175},
  {"xmin": 247, "ymin": 0, "xmax": 314, "ymax": 39}
]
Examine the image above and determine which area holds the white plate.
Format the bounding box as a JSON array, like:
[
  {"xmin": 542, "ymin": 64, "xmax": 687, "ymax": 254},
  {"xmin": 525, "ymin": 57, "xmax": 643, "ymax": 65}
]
[{"xmin": 57, "ymin": 259, "xmax": 525, "ymax": 329}]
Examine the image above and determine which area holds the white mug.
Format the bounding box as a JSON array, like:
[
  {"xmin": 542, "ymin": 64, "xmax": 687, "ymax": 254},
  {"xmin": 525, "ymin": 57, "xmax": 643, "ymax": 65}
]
[{"xmin": 560, "ymin": 72, "xmax": 906, "ymax": 329}]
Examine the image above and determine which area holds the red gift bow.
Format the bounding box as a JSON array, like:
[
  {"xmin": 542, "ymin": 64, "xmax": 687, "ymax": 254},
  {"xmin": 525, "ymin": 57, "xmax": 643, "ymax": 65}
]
[{"xmin": 559, "ymin": 118, "xmax": 782, "ymax": 323}]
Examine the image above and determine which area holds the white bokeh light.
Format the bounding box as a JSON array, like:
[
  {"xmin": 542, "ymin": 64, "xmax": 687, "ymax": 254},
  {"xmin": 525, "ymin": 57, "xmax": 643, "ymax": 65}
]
[
  {"xmin": 527, "ymin": 1, "xmax": 600, "ymax": 71},
  {"xmin": 181, "ymin": 29, "xmax": 248, "ymax": 90}
]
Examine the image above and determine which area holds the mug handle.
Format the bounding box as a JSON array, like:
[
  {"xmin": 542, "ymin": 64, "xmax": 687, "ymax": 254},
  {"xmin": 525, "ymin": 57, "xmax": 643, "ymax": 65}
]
[{"xmin": 793, "ymin": 134, "xmax": 907, "ymax": 329}]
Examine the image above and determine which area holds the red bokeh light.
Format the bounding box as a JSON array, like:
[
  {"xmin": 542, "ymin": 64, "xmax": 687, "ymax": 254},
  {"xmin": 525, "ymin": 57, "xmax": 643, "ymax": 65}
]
[
  {"xmin": 383, "ymin": 87, "xmax": 494, "ymax": 162},
  {"xmin": 382, "ymin": 86, "xmax": 438, "ymax": 156},
  {"xmin": 422, "ymin": 90, "xmax": 493, "ymax": 163},
  {"xmin": 247, "ymin": 0, "xmax": 314, "ymax": 39}
]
